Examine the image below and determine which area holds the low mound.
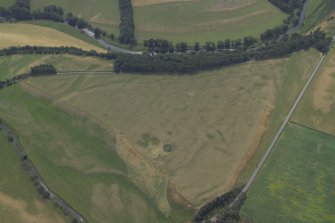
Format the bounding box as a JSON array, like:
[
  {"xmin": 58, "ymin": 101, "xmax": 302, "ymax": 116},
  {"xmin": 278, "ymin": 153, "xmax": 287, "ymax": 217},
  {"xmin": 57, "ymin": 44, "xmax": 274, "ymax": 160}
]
[{"xmin": 0, "ymin": 23, "xmax": 105, "ymax": 52}]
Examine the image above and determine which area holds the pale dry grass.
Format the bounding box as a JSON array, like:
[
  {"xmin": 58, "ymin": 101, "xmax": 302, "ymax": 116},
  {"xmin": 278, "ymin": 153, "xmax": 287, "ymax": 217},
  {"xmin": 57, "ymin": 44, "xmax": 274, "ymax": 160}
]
[
  {"xmin": 293, "ymin": 49, "xmax": 335, "ymax": 135},
  {"xmin": 27, "ymin": 60, "xmax": 284, "ymax": 206},
  {"xmin": 22, "ymin": 52, "xmax": 318, "ymax": 208},
  {"xmin": 0, "ymin": 192, "xmax": 65, "ymax": 223},
  {"xmin": 0, "ymin": 23, "xmax": 105, "ymax": 52}
]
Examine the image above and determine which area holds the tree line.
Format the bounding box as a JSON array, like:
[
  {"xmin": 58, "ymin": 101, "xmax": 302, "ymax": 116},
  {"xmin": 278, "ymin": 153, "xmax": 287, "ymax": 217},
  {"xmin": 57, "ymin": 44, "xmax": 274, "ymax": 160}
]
[
  {"xmin": 114, "ymin": 30, "xmax": 332, "ymax": 74},
  {"xmin": 193, "ymin": 187, "xmax": 242, "ymax": 222},
  {"xmin": 261, "ymin": 0, "xmax": 306, "ymax": 41},
  {"xmin": 0, "ymin": 29, "xmax": 330, "ymax": 75},
  {"xmin": 118, "ymin": 0, "xmax": 136, "ymax": 45},
  {"xmin": 142, "ymin": 0, "xmax": 307, "ymax": 53},
  {"xmin": 0, "ymin": 0, "xmax": 115, "ymax": 42},
  {"xmin": 143, "ymin": 37, "xmax": 258, "ymax": 54},
  {"xmin": 0, "ymin": 45, "xmax": 117, "ymax": 60},
  {"xmin": 0, "ymin": 120, "xmax": 85, "ymax": 223},
  {"xmin": 269, "ymin": 0, "xmax": 306, "ymax": 14},
  {"xmin": 30, "ymin": 64, "xmax": 57, "ymax": 76}
]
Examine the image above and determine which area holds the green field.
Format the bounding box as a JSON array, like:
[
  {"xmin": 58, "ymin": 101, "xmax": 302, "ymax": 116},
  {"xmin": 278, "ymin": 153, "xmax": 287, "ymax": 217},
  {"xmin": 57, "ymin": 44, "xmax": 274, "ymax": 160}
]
[
  {"xmin": 0, "ymin": 129, "xmax": 69, "ymax": 223},
  {"xmin": 30, "ymin": 0, "xmax": 120, "ymax": 35},
  {"xmin": 29, "ymin": 0, "xmax": 286, "ymax": 44},
  {"xmin": 133, "ymin": 0, "xmax": 286, "ymax": 44},
  {"xmin": 242, "ymin": 123, "xmax": 335, "ymax": 223}
]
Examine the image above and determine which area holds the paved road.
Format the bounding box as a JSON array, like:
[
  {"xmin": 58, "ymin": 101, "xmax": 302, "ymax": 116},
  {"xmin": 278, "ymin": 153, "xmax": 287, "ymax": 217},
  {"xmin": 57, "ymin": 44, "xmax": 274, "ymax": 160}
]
[
  {"xmin": 287, "ymin": 0, "xmax": 309, "ymax": 34},
  {"xmin": 82, "ymin": 28, "xmax": 142, "ymax": 54},
  {"xmin": 242, "ymin": 44, "xmax": 332, "ymax": 193}
]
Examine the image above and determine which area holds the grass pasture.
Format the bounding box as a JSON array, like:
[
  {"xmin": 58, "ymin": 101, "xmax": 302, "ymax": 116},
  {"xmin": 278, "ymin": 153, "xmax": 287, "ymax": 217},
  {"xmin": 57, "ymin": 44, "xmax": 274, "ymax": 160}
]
[
  {"xmin": 0, "ymin": 23, "xmax": 105, "ymax": 52},
  {"xmin": 0, "ymin": 54, "xmax": 113, "ymax": 81},
  {"xmin": 132, "ymin": 0, "xmax": 286, "ymax": 44},
  {"xmin": 242, "ymin": 123, "xmax": 335, "ymax": 223},
  {"xmin": 30, "ymin": 0, "xmax": 120, "ymax": 35},
  {"xmin": 0, "ymin": 85, "xmax": 180, "ymax": 223},
  {"xmin": 31, "ymin": 0, "xmax": 285, "ymax": 44},
  {"xmin": 0, "ymin": 129, "xmax": 69, "ymax": 223},
  {"xmin": 300, "ymin": 0, "xmax": 335, "ymax": 34},
  {"xmin": 24, "ymin": 49, "xmax": 320, "ymax": 208},
  {"xmin": 293, "ymin": 48, "xmax": 335, "ymax": 136}
]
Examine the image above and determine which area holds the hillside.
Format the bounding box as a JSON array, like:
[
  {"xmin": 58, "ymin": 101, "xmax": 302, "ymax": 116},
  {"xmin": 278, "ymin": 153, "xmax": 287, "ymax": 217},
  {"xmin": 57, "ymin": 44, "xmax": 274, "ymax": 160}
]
[{"xmin": 0, "ymin": 23, "xmax": 105, "ymax": 52}]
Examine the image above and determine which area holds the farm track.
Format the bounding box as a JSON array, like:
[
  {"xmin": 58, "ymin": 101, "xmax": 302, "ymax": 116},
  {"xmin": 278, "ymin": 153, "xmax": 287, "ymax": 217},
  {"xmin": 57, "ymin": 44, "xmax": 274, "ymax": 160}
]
[{"xmin": 242, "ymin": 37, "xmax": 335, "ymax": 194}]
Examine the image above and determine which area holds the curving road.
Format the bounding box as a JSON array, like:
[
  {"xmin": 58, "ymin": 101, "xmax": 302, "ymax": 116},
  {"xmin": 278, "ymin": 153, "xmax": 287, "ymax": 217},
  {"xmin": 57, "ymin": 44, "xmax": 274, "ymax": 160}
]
[
  {"xmin": 82, "ymin": 28, "xmax": 142, "ymax": 54},
  {"xmin": 286, "ymin": 0, "xmax": 309, "ymax": 34}
]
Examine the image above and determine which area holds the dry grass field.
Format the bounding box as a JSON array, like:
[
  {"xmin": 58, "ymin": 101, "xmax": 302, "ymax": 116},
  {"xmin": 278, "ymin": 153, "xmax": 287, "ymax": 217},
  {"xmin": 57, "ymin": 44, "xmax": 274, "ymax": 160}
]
[
  {"xmin": 0, "ymin": 23, "xmax": 105, "ymax": 52},
  {"xmin": 22, "ymin": 50, "xmax": 320, "ymax": 207},
  {"xmin": 293, "ymin": 48, "xmax": 335, "ymax": 135}
]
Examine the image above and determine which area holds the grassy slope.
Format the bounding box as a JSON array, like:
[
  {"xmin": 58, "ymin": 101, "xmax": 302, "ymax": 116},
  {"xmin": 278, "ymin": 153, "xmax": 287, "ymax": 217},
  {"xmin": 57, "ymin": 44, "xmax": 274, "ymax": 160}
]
[
  {"xmin": 0, "ymin": 23, "xmax": 105, "ymax": 52},
  {"xmin": 292, "ymin": 48, "xmax": 335, "ymax": 136},
  {"xmin": 0, "ymin": 54, "xmax": 191, "ymax": 223},
  {"xmin": 0, "ymin": 130, "xmax": 69, "ymax": 223},
  {"xmin": 25, "ymin": 50, "xmax": 319, "ymax": 207},
  {"xmin": 300, "ymin": 0, "xmax": 335, "ymax": 34},
  {"xmin": 0, "ymin": 85, "xmax": 185, "ymax": 223},
  {"xmin": 23, "ymin": 21, "xmax": 104, "ymax": 49},
  {"xmin": 0, "ymin": 54, "xmax": 113, "ymax": 81},
  {"xmin": 30, "ymin": 0, "xmax": 120, "ymax": 35},
  {"xmin": 133, "ymin": 0, "xmax": 286, "ymax": 44},
  {"xmin": 242, "ymin": 123, "xmax": 335, "ymax": 223}
]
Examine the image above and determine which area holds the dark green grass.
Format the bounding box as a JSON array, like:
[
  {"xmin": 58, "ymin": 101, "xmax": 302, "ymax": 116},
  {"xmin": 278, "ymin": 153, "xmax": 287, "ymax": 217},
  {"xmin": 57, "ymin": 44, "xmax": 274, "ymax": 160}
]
[{"xmin": 242, "ymin": 123, "xmax": 335, "ymax": 223}]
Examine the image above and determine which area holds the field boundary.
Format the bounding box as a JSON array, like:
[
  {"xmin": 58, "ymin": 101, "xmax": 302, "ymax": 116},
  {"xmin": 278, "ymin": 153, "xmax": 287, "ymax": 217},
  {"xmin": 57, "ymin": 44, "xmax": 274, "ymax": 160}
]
[
  {"xmin": 238, "ymin": 36, "xmax": 335, "ymax": 199},
  {"xmin": 242, "ymin": 51, "xmax": 326, "ymax": 193},
  {"xmin": 289, "ymin": 121, "xmax": 335, "ymax": 138}
]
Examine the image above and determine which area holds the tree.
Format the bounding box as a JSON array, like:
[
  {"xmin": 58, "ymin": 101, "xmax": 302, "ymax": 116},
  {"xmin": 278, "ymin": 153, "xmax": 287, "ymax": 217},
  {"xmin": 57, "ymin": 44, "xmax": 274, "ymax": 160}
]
[
  {"xmin": 205, "ymin": 42, "xmax": 216, "ymax": 51},
  {"xmin": 194, "ymin": 42, "xmax": 200, "ymax": 51},
  {"xmin": 224, "ymin": 39, "xmax": 231, "ymax": 49},
  {"xmin": 76, "ymin": 18, "xmax": 88, "ymax": 29},
  {"xmin": 94, "ymin": 27, "xmax": 102, "ymax": 39}
]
